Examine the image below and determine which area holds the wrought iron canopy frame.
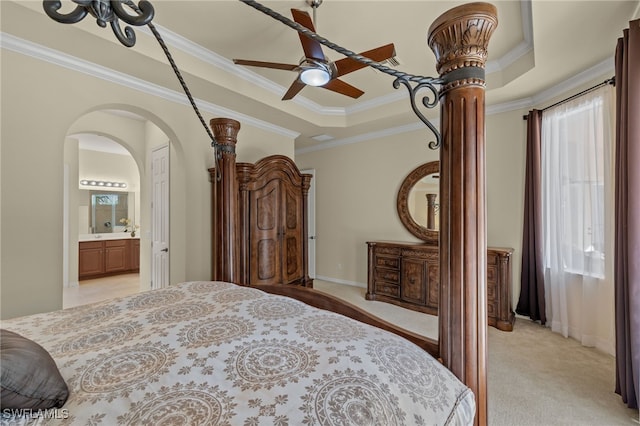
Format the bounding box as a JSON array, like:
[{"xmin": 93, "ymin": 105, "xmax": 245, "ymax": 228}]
[{"xmin": 42, "ymin": 0, "xmax": 448, "ymax": 149}]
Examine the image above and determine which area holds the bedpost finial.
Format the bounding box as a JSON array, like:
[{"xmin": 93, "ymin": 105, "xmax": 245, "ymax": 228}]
[
  {"xmin": 427, "ymin": 2, "xmax": 498, "ymax": 82},
  {"xmin": 210, "ymin": 118, "xmax": 241, "ymax": 146}
]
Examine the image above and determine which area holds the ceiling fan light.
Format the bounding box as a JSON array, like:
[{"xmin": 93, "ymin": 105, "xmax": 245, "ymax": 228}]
[{"xmin": 300, "ymin": 68, "xmax": 331, "ymax": 86}]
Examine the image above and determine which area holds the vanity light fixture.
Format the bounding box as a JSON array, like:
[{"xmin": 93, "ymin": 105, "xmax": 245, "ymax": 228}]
[{"xmin": 80, "ymin": 180, "xmax": 127, "ymax": 188}]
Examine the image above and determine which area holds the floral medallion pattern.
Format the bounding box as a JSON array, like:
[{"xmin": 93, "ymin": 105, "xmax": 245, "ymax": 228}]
[
  {"xmin": 295, "ymin": 313, "xmax": 367, "ymax": 344},
  {"xmin": 247, "ymin": 298, "xmax": 305, "ymax": 320},
  {"xmin": 300, "ymin": 368, "xmax": 405, "ymax": 425},
  {"xmin": 126, "ymin": 290, "xmax": 185, "ymax": 310},
  {"xmin": 366, "ymin": 338, "xmax": 464, "ymax": 410},
  {"xmin": 0, "ymin": 281, "xmax": 474, "ymax": 425},
  {"xmin": 177, "ymin": 315, "xmax": 255, "ymax": 347},
  {"xmin": 226, "ymin": 338, "xmax": 320, "ymax": 391},
  {"xmin": 53, "ymin": 321, "xmax": 143, "ymax": 355},
  {"xmin": 117, "ymin": 382, "xmax": 236, "ymax": 425}
]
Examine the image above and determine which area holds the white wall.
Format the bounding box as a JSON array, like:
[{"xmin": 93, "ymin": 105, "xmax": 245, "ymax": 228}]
[
  {"xmin": 0, "ymin": 50, "xmax": 294, "ymax": 320},
  {"xmin": 296, "ymin": 127, "xmax": 441, "ymax": 286},
  {"xmin": 296, "ymin": 109, "xmax": 528, "ymax": 306}
]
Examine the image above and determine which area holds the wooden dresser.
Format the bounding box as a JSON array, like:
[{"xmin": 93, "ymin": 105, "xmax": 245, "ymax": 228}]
[{"xmin": 366, "ymin": 241, "xmax": 515, "ymax": 331}]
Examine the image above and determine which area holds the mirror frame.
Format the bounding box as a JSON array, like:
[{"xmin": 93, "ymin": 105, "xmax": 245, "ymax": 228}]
[{"xmin": 396, "ymin": 161, "xmax": 439, "ymax": 244}]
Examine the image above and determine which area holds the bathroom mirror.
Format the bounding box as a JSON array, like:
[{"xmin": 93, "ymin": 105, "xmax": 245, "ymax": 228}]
[
  {"xmin": 89, "ymin": 190, "xmax": 129, "ymax": 233},
  {"xmin": 397, "ymin": 161, "xmax": 439, "ymax": 244}
]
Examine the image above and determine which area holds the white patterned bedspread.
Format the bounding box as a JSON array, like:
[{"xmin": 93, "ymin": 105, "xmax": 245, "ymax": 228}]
[{"xmin": 1, "ymin": 281, "xmax": 474, "ymax": 425}]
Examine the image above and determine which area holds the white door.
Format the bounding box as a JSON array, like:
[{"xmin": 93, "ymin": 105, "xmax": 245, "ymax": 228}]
[
  {"xmin": 302, "ymin": 169, "xmax": 316, "ymax": 279},
  {"xmin": 151, "ymin": 145, "xmax": 169, "ymax": 289}
]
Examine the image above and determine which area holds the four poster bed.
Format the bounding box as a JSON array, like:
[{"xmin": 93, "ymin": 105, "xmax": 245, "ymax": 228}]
[{"xmin": 1, "ymin": 3, "xmax": 497, "ymax": 426}]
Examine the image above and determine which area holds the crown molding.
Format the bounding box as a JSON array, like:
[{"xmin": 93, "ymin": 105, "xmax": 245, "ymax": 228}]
[
  {"xmin": 140, "ymin": 24, "xmax": 344, "ymax": 117},
  {"xmin": 3, "ymin": 0, "xmax": 534, "ymax": 121},
  {"xmin": 3, "ymin": 15, "xmax": 612, "ymax": 157},
  {"xmin": 0, "ymin": 32, "xmax": 299, "ymax": 140},
  {"xmin": 487, "ymin": 0, "xmax": 534, "ymax": 74},
  {"xmin": 295, "ymin": 121, "xmax": 429, "ymax": 155},
  {"xmin": 296, "ymin": 56, "xmax": 614, "ymax": 155},
  {"xmin": 140, "ymin": 2, "xmax": 534, "ymax": 117},
  {"xmin": 530, "ymin": 58, "xmax": 614, "ymax": 108}
]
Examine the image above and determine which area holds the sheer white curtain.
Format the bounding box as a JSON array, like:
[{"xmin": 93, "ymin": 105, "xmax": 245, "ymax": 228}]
[{"xmin": 541, "ymin": 85, "xmax": 615, "ymax": 354}]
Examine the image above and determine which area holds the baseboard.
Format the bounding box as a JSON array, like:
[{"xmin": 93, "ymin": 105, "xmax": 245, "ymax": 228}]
[{"xmin": 314, "ymin": 275, "xmax": 366, "ymax": 289}]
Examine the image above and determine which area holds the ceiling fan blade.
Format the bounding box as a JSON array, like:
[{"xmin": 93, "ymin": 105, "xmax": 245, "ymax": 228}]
[
  {"xmin": 334, "ymin": 43, "xmax": 396, "ymax": 77},
  {"xmin": 291, "ymin": 9, "xmax": 325, "ymax": 61},
  {"xmin": 282, "ymin": 79, "xmax": 306, "ymax": 100},
  {"xmin": 233, "ymin": 59, "xmax": 298, "ymax": 71},
  {"xmin": 322, "ymin": 79, "xmax": 365, "ymax": 99}
]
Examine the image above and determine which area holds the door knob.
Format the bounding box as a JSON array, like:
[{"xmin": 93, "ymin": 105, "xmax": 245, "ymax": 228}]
[{"xmin": 161, "ymin": 248, "xmax": 169, "ymax": 252}]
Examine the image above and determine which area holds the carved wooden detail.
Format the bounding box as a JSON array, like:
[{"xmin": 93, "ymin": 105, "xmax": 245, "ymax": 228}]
[
  {"xmin": 428, "ymin": 3, "xmax": 498, "ymax": 425},
  {"xmin": 236, "ymin": 155, "xmax": 313, "ymax": 288},
  {"xmin": 209, "ymin": 118, "xmax": 240, "ymax": 283},
  {"xmin": 367, "ymin": 241, "xmax": 514, "ymax": 330},
  {"xmin": 427, "ymin": 2, "xmax": 498, "ymax": 84},
  {"xmin": 366, "ymin": 241, "xmax": 440, "ymax": 315},
  {"xmin": 209, "ymin": 122, "xmax": 312, "ymax": 289}
]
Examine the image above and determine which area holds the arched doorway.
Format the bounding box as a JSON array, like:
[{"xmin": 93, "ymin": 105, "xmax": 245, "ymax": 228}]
[{"xmin": 62, "ymin": 107, "xmax": 175, "ymax": 307}]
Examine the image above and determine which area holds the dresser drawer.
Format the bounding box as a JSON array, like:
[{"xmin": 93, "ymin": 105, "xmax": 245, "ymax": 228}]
[
  {"xmin": 375, "ymin": 268, "xmax": 400, "ymax": 284},
  {"xmin": 487, "ymin": 264, "xmax": 496, "ymax": 283},
  {"xmin": 79, "ymin": 241, "xmax": 102, "ymax": 250},
  {"xmin": 487, "ymin": 300, "xmax": 497, "ymax": 317},
  {"xmin": 105, "ymin": 239, "xmax": 127, "ymax": 248},
  {"xmin": 375, "ymin": 282, "xmax": 400, "ymax": 298},
  {"xmin": 375, "ymin": 255, "xmax": 400, "ymax": 270},
  {"xmin": 487, "ymin": 271, "xmax": 496, "ymax": 302}
]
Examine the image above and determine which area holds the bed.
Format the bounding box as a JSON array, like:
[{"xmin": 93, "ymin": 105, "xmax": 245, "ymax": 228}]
[{"xmin": 1, "ymin": 281, "xmax": 474, "ymax": 425}]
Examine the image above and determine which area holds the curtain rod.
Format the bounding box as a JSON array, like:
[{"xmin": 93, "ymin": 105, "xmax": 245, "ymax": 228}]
[{"xmin": 522, "ymin": 76, "xmax": 615, "ymax": 120}]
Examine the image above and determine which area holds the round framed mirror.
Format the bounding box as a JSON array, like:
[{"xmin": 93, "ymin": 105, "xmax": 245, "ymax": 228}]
[{"xmin": 396, "ymin": 161, "xmax": 439, "ymax": 244}]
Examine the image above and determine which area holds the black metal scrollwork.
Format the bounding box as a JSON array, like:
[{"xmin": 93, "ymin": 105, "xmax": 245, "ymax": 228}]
[
  {"xmin": 393, "ymin": 77, "xmax": 441, "ymax": 150},
  {"xmin": 42, "ymin": 0, "xmax": 446, "ymax": 150},
  {"xmin": 43, "ymin": 0, "xmax": 154, "ymax": 47}
]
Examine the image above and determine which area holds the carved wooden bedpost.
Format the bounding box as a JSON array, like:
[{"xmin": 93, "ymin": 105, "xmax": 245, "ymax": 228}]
[
  {"xmin": 209, "ymin": 118, "xmax": 241, "ymax": 283},
  {"xmin": 428, "ymin": 3, "xmax": 497, "ymax": 425}
]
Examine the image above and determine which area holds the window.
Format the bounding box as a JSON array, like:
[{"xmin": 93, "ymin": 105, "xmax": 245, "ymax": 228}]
[{"xmin": 541, "ymin": 86, "xmax": 612, "ymax": 279}]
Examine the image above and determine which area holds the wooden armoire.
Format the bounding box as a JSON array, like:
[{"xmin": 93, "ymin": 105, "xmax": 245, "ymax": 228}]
[
  {"xmin": 208, "ymin": 119, "xmax": 312, "ymax": 288},
  {"xmin": 236, "ymin": 156, "xmax": 313, "ymax": 287}
]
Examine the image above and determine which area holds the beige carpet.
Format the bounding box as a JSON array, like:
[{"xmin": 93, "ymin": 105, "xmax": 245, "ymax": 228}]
[{"xmin": 314, "ymin": 280, "xmax": 639, "ymax": 426}]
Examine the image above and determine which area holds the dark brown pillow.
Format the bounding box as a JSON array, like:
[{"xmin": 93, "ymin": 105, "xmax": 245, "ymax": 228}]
[{"xmin": 0, "ymin": 329, "xmax": 69, "ymax": 410}]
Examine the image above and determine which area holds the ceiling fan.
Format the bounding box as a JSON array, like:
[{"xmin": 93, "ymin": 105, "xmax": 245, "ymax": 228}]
[{"xmin": 233, "ymin": 5, "xmax": 396, "ymax": 101}]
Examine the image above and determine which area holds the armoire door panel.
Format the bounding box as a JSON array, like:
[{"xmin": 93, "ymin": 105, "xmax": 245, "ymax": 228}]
[
  {"xmin": 256, "ymin": 186, "xmax": 277, "ymax": 231},
  {"xmin": 250, "ymin": 180, "xmax": 282, "ymax": 284},
  {"xmin": 285, "ymin": 236, "xmax": 299, "ymax": 276},
  {"xmin": 257, "ymin": 239, "xmax": 277, "ymax": 280},
  {"xmin": 281, "ymin": 181, "xmax": 304, "ymax": 283},
  {"xmin": 285, "ymin": 190, "xmax": 299, "ymax": 230}
]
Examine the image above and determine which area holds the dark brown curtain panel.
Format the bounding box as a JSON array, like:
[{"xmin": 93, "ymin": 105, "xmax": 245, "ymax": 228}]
[
  {"xmin": 516, "ymin": 110, "xmax": 546, "ymax": 324},
  {"xmin": 614, "ymin": 19, "xmax": 640, "ymax": 410}
]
